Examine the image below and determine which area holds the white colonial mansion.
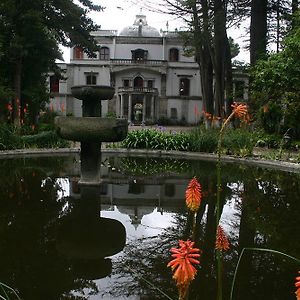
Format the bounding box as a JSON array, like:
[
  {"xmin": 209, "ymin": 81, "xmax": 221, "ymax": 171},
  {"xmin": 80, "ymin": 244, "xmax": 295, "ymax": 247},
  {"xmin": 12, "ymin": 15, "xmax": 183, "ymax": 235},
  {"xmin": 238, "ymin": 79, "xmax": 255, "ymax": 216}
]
[{"xmin": 48, "ymin": 13, "xmax": 248, "ymax": 125}]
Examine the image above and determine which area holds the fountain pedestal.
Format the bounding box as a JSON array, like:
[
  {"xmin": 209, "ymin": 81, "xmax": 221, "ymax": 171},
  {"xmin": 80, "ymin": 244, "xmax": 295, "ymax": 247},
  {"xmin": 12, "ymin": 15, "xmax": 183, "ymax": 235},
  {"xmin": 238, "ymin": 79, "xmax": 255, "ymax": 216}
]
[{"xmin": 55, "ymin": 85, "xmax": 128, "ymax": 185}]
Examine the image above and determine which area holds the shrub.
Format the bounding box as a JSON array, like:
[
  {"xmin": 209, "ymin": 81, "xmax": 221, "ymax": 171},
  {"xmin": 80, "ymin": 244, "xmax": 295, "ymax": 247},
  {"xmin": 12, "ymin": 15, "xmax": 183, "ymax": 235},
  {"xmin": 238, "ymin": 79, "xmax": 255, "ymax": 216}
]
[
  {"xmin": 188, "ymin": 127, "xmax": 219, "ymax": 153},
  {"xmin": 121, "ymin": 129, "xmax": 190, "ymax": 151},
  {"xmin": 223, "ymin": 129, "xmax": 256, "ymax": 156},
  {"xmin": 0, "ymin": 124, "xmax": 22, "ymax": 150},
  {"xmin": 120, "ymin": 127, "xmax": 256, "ymax": 157},
  {"xmin": 21, "ymin": 131, "xmax": 69, "ymax": 148}
]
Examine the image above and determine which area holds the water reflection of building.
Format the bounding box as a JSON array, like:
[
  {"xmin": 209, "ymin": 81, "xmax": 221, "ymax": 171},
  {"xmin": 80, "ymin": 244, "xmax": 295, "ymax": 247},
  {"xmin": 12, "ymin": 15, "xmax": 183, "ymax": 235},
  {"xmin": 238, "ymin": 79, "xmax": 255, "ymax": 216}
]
[{"xmin": 69, "ymin": 173, "xmax": 189, "ymax": 227}]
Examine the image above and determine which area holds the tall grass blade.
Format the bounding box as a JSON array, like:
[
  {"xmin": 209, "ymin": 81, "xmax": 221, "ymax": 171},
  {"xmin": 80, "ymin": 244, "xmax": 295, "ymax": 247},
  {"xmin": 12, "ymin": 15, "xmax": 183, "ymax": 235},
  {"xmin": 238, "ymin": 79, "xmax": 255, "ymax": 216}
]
[{"xmin": 230, "ymin": 247, "xmax": 300, "ymax": 300}]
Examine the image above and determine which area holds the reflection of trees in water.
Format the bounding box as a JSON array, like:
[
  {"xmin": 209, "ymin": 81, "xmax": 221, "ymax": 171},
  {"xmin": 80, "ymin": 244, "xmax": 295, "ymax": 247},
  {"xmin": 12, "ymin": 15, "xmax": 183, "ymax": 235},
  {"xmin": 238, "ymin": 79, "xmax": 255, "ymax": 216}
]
[
  {"xmin": 0, "ymin": 156, "xmax": 299, "ymax": 299},
  {"xmin": 109, "ymin": 214, "xmax": 187, "ymax": 299},
  {"xmin": 105, "ymin": 164, "xmax": 300, "ymax": 300},
  {"xmin": 0, "ymin": 157, "xmax": 100, "ymax": 300}
]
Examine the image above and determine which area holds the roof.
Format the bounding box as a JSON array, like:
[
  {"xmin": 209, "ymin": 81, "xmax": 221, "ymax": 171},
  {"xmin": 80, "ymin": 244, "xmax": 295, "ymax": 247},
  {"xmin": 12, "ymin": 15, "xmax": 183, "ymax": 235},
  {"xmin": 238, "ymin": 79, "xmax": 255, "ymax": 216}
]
[{"xmin": 119, "ymin": 14, "xmax": 161, "ymax": 38}]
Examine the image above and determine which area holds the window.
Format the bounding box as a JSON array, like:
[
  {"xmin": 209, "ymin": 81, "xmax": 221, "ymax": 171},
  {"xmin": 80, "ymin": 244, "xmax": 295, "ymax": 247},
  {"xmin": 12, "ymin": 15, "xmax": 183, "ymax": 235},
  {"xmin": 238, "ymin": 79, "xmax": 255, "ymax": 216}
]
[
  {"xmin": 134, "ymin": 76, "xmax": 143, "ymax": 88},
  {"xmin": 86, "ymin": 73, "xmax": 97, "ymax": 85},
  {"xmin": 179, "ymin": 78, "xmax": 190, "ymax": 96},
  {"xmin": 170, "ymin": 108, "xmax": 178, "ymax": 119},
  {"xmin": 234, "ymin": 81, "xmax": 245, "ymax": 100},
  {"xmin": 73, "ymin": 46, "xmax": 84, "ymax": 59},
  {"xmin": 165, "ymin": 184, "xmax": 175, "ymax": 197},
  {"xmin": 123, "ymin": 79, "xmax": 130, "ymax": 87},
  {"xmin": 100, "ymin": 47, "xmax": 110, "ymax": 60},
  {"xmin": 169, "ymin": 48, "xmax": 179, "ymax": 62},
  {"xmin": 50, "ymin": 75, "xmax": 59, "ymax": 93},
  {"xmin": 132, "ymin": 49, "xmax": 148, "ymax": 62},
  {"xmin": 147, "ymin": 80, "xmax": 153, "ymax": 88}
]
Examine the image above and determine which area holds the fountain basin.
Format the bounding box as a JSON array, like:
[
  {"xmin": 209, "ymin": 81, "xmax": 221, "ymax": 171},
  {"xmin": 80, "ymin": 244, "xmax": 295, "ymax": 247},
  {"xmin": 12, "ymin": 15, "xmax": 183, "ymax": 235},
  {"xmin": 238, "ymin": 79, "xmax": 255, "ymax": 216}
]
[
  {"xmin": 71, "ymin": 85, "xmax": 115, "ymax": 101},
  {"xmin": 55, "ymin": 117, "xmax": 128, "ymax": 142}
]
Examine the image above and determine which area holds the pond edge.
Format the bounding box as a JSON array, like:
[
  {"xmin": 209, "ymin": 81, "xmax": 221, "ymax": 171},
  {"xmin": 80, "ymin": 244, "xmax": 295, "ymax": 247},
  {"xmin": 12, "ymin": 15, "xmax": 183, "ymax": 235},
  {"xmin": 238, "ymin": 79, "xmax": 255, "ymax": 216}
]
[{"xmin": 0, "ymin": 147, "xmax": 299, "ymax": 173}]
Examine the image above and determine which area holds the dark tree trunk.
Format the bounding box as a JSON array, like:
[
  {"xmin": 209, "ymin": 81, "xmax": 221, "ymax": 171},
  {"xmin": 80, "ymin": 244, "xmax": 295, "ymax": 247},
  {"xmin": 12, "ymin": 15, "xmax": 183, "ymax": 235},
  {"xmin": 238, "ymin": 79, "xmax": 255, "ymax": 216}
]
[
  {"xmin": 292, "ymin": 0, "xmax": 299, "ymax": 28},
  {"xmin": 224, "ymin": 37, "xmax": 233, "ymax": 116},
  {"xmin": 250, "ymin": 0, "xmax": 268, "ymax": 65},
  {"xmin": 213, "ymin": 0, "xmax": 227, "ymax": 118},
  {"xmin": 292, "ymin": 0, "xmax": 298, "ymax": 13},
  {"xmin": 192, "ymin": 0, "xmax": 214, "ymax": 121},
  {"xmin": 13, "ymin": 56, "xmax": 22, "ymax": 127},
  {"xmin": 199, "ymin": 54, "xmax": 214, "ymax": 115}
]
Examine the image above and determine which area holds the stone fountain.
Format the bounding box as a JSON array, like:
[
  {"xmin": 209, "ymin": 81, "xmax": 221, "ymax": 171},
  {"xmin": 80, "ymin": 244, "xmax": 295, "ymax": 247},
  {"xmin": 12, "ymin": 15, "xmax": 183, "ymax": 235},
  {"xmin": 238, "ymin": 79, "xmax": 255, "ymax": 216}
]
[
  {"xmin": 54, "ymin": 84, "xmax": 128, "ymax": 280},
  {"xmin": 55, "ymin": 85, "xmax": 128, "ymax": 185}
]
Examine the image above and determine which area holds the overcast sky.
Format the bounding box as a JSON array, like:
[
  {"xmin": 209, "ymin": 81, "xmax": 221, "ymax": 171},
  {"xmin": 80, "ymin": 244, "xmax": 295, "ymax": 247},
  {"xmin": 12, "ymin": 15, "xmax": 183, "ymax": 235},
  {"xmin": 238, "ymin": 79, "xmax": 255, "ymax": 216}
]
[{"xmin": 62, "ymin": 0, "xmax": 249, "ymax": 63}]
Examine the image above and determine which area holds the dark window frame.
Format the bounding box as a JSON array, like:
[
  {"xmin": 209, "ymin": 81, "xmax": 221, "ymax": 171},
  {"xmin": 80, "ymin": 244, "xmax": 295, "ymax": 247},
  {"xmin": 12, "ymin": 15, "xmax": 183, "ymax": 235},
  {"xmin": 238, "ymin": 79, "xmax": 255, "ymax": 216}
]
[
  {"xmin": 99, "ymin": 47, "xmax": 110, "ymax": 60},
  {"xmin": 50, "ymin": 75, "xmax": 59, "ymax": 93},
  {"xmin": 179, "ymin": 78, "xmax": 190, "ymax": 96},
  {"xmin": 86, "ymin": 74, "xmax": 97, "ymax": 85},
  {"xmin": 73, "ymin": 46, "xmax": 84, "ymax": 59},
  {"xmin": 169, "ymin": 48, "xmax": 179, "ymax": 62}
]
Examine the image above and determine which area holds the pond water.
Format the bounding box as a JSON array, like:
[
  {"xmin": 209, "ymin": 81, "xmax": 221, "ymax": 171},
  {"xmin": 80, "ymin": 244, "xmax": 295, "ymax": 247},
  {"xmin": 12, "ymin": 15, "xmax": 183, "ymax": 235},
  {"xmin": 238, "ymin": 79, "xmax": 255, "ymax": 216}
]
[{"xmin": 0, "ymin": 154, "xmax": 299, "ymax": 300}]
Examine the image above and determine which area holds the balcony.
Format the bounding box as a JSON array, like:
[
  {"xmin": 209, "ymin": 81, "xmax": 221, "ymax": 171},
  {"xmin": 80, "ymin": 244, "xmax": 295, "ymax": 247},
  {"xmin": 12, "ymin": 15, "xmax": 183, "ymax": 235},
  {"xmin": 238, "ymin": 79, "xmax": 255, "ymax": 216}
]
[
  {"xmin": 111, "ymin": 59, "xmax": 167, "ymax": 66},
  {"xmin": 118, "ymin": 86, "xmax": 158, "ymax": 94}
]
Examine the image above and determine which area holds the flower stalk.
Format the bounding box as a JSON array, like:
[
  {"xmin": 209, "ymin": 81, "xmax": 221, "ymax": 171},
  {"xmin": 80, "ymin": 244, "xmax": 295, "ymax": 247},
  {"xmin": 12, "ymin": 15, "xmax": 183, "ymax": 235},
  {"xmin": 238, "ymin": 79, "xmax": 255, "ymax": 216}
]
[{"xmin": 216, "ymin": 102, "xmax": 248, "ymax": 300}]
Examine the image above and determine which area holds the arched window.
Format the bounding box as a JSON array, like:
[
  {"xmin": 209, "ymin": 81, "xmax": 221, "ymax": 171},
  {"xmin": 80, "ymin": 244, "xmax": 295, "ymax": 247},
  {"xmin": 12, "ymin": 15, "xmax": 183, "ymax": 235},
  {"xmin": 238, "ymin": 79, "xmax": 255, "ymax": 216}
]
[
  {"xmin": 134, "ymin": 76, "xmax": 144, "ymax": 88},
  {"xmin": 169, "ymin": 48, "xmax": 179, "ymax": 62},
  {"xmin": 73, "ymin": 46, "xmax": 84, "ymax": 59},
  {"xmin": 179, "ymin": 78, "xmax": 190, "ymax": 96},
  {"xmin": 100, "ymin": 47, "xmax": 110, "ymax": 60}
]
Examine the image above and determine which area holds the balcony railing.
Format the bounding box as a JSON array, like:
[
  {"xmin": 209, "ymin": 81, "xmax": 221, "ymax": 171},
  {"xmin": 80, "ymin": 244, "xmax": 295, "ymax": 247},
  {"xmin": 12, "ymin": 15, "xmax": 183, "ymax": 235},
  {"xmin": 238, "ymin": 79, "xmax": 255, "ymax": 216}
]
[
  {"xmin": 118, "ymin": 86, "xmax": 158, "ymax": 94},
  {"xmin": 111, "ymin": 59, "xmax": 167, "ymax": 66}
]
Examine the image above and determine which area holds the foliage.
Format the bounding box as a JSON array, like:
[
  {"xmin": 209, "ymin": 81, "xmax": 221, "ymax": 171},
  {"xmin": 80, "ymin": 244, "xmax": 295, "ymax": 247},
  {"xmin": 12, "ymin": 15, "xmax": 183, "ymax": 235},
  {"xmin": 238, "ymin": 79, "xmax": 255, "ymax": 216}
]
[
  {"xmin": 116, "ymin": 157, "xmax": 190, "ymax": 176},
  {"xmin": 118, "ymin": 127, "xmax": 256, "ymax": 157},
  {"xmin": 251, "ymin": 14, "xmax": 300, "ymax": 137},
  {"xmin": 0, "ymin": 124, "xmax": 22, "ymax": 150},
  {"xmin": 0, "ymin": 0, "xmax": 103, "ymax": 125},
  {"xmin": 21, "ymin": 131, "xmax": 69, "ymax": 149},
  {"xmin": 0, "ymin": 281, "xmax": 21, "ymax": 300},
  {"xmin": 106, "ymin": 111, "xmax": 117, "ymax": 119},
  {"xmin": 120, "ymin": 129, "xmax": 190, "ymax": 151},
  {"xmin": 0, "ymin": 122, "xmax": 69, "ymax": 150},
  {"xmin": 222, "ymin": 129, "xmax": 255, "ymax": 156},
  {"xmin": 188, "ymin": 127, "xmax": 219, "ymax": 153}
]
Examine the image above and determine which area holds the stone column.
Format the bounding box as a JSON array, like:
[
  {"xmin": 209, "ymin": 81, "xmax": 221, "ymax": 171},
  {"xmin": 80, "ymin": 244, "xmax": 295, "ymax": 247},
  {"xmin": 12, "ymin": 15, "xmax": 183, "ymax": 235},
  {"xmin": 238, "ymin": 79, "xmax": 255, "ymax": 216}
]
[
  {"xmin": 120, "ymin": 94, "xmax": 124, "ymax": 118},
  {"xmin": 142, "ymin": 94, "xmax": 146, "ymax": 124},
  {"xmin": 80, "ymin": 99, "xmax": 101, "ymax": 185},
  {"xmin": 128, "ymin": 94, "xmax": 132, "ymax": 123},
  {"xmin": 150, "ymin": 95, "xmax": 154, "ymax": 121}
]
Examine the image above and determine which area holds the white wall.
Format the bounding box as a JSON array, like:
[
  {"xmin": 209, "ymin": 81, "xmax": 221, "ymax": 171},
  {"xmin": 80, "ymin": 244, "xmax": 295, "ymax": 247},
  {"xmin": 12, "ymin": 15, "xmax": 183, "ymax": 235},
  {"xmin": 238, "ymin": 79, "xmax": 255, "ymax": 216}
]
[{"xmin": 114, "ymin": 43, "xmax": 163, "ymax": 60}]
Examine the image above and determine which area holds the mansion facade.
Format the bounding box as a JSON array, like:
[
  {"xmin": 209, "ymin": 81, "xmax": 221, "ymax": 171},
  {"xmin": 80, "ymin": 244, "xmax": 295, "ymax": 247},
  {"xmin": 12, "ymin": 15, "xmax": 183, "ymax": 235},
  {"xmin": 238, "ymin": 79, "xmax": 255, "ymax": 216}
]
[{"xmin": 48, "ymin": 13, "xmax": 248, "ymax": 125}]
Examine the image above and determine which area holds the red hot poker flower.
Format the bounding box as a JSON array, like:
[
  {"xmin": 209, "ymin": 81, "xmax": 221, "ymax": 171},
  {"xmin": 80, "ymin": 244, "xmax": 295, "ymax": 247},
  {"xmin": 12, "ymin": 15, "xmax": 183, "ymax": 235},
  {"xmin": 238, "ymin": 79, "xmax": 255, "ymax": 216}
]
[
  {"xmin": 231, "ymin": 102, "xmax": 248, "ymax": 120},
  {"xmin": 185, "ymin": 177, "xmax": 202, "ymax": 212},
  {"xmin": 295, "ymin": 271, "xmax": 300, "ymax": 300},
  {"xmin": 167, "ymin": 240, "xmax": 201, "ymax": 299},
  {"xmin": 215, "ymin": 225, "xmax": 230, "ymax": 251}
]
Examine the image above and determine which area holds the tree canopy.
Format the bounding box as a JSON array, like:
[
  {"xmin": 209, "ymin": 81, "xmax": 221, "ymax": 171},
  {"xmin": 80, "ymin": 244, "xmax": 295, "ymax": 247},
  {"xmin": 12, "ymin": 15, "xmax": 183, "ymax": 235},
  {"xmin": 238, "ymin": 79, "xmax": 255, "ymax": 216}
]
[
  {"xmin": 251, "ymin": 14, "xmax": 300, "ymax": 135},
  {"xmin": 0, "ymin": 0, "xmax": 102, "ymax": 125}
]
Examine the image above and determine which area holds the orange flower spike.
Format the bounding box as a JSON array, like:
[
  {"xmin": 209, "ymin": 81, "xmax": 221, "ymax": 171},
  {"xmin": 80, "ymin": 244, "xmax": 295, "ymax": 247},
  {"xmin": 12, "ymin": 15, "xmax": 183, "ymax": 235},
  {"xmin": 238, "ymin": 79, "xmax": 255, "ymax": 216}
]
[
  {"xmin": 295, "ymin": 271, "xmax": 300, "ymax": 300},
  {"xmin": 215, "ymin": 225, "xmax": 230, "ymax": 251},
  {"xmin": 185, "ymin": 177, "xmax": 202, "ymax": 212},
  {"xmin": 231, "ymin": 102, "xmax": 248, "ymax": 120},
  {"xmin": 167, "ymin": 240, "xmax": 201, "ymax": 286}
]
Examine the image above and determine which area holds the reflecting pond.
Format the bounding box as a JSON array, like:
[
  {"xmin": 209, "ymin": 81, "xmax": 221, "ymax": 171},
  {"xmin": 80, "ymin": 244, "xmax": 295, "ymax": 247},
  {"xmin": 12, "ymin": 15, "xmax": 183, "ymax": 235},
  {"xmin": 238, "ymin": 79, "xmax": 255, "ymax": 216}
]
[{"xmin": 0, "ymin": 154, "xmax": 299, "ymax": 300}]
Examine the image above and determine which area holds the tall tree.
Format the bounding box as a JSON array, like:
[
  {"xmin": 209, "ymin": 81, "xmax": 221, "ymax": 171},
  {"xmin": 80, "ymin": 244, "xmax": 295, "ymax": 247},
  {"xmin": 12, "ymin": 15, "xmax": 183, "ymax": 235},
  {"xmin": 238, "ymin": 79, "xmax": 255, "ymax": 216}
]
[
  {"xmin": 165, "ymin": 0, "xmax": 233, "ymax": 121},
  {"xmin": 250, "ymin": 0, "xmax": 268, "ymax": 65},
  {"xmin": 0, "ymin": 0, "xmax": 102, "ymax": 126}
]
